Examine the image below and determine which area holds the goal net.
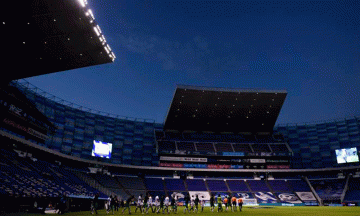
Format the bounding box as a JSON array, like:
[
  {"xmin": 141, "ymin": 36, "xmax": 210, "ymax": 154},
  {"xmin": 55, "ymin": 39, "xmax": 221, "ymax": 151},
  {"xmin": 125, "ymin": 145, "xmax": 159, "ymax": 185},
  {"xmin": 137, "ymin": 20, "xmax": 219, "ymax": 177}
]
[{"xmin": 243, "ymin": 198, "xmax": 258, "ymax": 206}]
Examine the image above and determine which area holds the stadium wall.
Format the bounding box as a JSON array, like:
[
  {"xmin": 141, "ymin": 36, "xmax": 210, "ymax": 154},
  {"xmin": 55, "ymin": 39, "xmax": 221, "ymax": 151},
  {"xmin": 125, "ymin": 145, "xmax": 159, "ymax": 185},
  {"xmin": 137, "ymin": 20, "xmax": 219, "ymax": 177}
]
[
  {"xmin": 9, "ymin": 81, "xmax": 162, "ymax": 166},
  {"xmin": 274, "ymin": 118, "xmax": 360, "ymax": 169},
  {"xmin": 5, "ymin": 81, "xmax": 360, "ymax": 169}
]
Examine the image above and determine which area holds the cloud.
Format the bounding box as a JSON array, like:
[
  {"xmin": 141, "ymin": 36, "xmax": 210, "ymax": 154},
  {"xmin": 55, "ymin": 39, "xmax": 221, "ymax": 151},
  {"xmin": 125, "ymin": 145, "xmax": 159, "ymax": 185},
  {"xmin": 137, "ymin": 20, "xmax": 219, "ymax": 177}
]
[
  {"xmin": 118, "ymin": 34, "xmax": 156, "ymax": 55},
  {"xmin": 117, "ymin": 32, "xmax": 211, "ymax": 74}
]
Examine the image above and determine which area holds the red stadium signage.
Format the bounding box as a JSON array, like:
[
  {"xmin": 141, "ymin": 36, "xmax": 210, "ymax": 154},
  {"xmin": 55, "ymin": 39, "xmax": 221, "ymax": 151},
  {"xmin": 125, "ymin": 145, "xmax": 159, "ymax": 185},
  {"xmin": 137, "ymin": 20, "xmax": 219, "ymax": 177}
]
[
  {"xmin": 159, "ymin": 162, "xmax": 184, "ymax": 168},
  {"xmin": 267, "ymin": 165, "xmax": 290, "ymax": 169},
  {"xmin": 3, "ymin": 118, "xmax": 28, "ymax": 133},
  {"xmin": 207, "ymin": 164, "xmax": 231, "ymax": 169},
  {"xmin": 2, "ymin": 118, "xmax": 49, "ymax": 140}
]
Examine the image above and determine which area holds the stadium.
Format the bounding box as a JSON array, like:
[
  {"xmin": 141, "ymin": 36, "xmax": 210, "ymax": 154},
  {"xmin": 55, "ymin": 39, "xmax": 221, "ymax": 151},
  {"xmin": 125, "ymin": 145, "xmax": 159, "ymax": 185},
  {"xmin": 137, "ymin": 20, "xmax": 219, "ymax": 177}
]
[{"xmin": 1, "ymin": 0, "xmax": 359, "ymax": 215}]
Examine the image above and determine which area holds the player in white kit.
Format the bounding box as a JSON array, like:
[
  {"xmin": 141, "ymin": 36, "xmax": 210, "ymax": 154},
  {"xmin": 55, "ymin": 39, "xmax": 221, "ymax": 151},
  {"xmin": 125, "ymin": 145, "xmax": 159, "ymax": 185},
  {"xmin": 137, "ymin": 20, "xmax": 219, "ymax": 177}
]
[
  {"xmin": 135, "ymin": 194, "xmax": 143, "ymax": 213},
  {"xmin": 163, "ymin": 196, "xmax": 170, "ymax": 214},
  {"xmin": 155, "ymin": 196, "xmax": 160, "ymax": 211},
  {"xmin": 147, "ymin": 196, "xmax": 154, "ymax": 213}
]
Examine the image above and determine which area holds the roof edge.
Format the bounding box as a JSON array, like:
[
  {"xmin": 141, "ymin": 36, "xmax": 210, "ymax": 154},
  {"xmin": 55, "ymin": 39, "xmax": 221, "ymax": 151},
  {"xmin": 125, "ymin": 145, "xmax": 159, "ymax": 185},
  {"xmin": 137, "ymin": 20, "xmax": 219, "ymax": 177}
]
[{"xmin": 176, "ymin": 84, "xmax": 287, "ymax": 94}]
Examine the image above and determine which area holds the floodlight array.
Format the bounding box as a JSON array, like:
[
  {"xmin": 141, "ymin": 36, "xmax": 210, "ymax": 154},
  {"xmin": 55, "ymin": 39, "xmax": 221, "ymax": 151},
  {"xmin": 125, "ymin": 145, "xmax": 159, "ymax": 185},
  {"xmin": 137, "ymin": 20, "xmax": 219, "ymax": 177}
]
[
  {"xmin": 77, "ymin": 0, "xmax": 116, "ymax": 62},
  {"xmin": 78, "ymin": 0, "xmax": 88, "ymax": 8}
]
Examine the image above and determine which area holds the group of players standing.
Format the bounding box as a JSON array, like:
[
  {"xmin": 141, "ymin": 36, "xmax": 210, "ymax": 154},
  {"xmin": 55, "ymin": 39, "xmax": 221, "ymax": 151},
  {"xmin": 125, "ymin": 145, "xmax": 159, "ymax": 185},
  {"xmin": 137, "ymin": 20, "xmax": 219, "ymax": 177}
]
[
  {"xmin": 122, "ymin": 194, "xmax": 178, "ymax": 214},
  {"xmin": 120, "ymin": 193, "xmax": 244, "ymax": 214},
  {"xmin": 209, "ymin": 195, "xmax": 244, "ymax": 212}
]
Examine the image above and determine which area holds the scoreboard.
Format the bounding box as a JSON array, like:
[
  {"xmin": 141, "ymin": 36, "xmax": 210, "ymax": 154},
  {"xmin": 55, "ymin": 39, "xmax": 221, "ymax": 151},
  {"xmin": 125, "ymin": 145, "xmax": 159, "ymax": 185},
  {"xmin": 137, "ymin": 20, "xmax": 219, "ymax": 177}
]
[{"xmin": 158, "ymin": 152, "xmax": 291, "ymax": 169}]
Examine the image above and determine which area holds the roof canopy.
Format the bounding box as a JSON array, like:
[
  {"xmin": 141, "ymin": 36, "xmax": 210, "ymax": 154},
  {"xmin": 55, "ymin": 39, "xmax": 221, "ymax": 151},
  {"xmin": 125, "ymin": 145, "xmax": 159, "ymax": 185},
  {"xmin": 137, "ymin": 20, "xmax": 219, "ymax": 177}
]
[
  {"xmin": 2, "ymin": 0, "xmax": 115, "ymax": 81},
  {"xmin": 164, "ymin": 85, "xmax": 287, "ymax": 134}
]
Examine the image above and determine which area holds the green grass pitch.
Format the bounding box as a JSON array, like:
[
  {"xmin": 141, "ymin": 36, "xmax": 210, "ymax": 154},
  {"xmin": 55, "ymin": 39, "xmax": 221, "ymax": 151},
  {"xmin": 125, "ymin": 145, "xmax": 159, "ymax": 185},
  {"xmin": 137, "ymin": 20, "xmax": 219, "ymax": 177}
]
[{"xmin": 8, "ymin": 206, "xmax": 360, "ymax": 216}]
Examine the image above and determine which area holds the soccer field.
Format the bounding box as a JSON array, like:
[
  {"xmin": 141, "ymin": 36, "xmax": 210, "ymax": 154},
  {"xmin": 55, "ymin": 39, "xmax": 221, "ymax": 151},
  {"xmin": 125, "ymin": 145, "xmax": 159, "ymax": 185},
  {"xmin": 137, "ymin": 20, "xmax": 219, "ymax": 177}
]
[{"xmin": 11, "ymin": 206, "xmax": 360, "ymax": 216}]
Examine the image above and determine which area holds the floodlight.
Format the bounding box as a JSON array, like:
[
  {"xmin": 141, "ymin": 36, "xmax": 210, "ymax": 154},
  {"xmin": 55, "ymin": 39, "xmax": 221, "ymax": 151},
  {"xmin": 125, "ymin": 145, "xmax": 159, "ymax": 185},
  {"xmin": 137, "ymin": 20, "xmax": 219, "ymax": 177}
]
[
  {"xmin": 78, "ymin": 0, "xmax": 87, "ymax": 8},
  {"xmin": 93, "ymin": 27, "xmax": 100, "ymax": 36}
]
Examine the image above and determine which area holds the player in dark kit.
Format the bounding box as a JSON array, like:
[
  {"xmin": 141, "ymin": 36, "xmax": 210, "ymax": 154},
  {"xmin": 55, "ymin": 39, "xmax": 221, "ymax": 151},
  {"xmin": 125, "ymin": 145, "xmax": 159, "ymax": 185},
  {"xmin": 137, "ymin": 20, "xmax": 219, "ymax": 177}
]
[
  {"xmin": 92, "ymin": 192, "xmax": 99, "ymax": 215},
  {"xmin": 143, "ymin": 194, "xmax": 149, "ymax": 214},
  {"xmin": 110, "ymin": 195, "xmax": 117, "ymax": 214},
  {"xmin": 210, "ymin": 195, "xmax": 215, "ymax": 212},
  {"xmin": 194, "ymin": 195, "xmax": 200, "ymax": 213},
  {"xmin": 183, "ymin": 194, "xmax": 190, "ymax": 213},
  {"xmin": 238, "ymin": 196, "xmax": 243, "ymax": 212},
  {"xmin": 122, "ymin": 195, "xmax": 134, "ymax": 214},
  {"xmin": 156, "ymin": 196, "xmax": 164, "ymax": 214},
  {"xmin": 231, "ymin": 195, "xmax": 237, "ymax": 212},
  {"xmin": 226, "ymin": 196, "xmax": 232, "ymax": 211},
  {"xmin": 170, "ymin": 196, "xmax": 177, "ymax": 213},
  {"xmin": 114, "ymin": 195, "xmax": 119, "ymax": 212}
]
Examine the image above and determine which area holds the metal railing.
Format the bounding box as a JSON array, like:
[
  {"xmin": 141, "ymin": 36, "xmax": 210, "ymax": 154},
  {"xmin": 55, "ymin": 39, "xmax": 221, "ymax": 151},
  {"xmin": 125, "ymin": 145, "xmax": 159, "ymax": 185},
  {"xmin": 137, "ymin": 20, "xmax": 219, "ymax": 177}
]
[{"xmin": 11, "ymin": 79, "xmax": 156, "ymax": 123}]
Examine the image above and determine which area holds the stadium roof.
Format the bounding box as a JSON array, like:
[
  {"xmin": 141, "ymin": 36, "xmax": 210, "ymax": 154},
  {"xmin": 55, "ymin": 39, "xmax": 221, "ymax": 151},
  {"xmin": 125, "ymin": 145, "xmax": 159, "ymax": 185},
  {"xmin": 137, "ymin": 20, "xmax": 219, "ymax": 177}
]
[
  {"xmin": 2, "ymin": 0, "xmax": 115, "ymax": 82},
  {"xmin": 164, "ymin": 85, "xmax": 287, "ymax": 134}
]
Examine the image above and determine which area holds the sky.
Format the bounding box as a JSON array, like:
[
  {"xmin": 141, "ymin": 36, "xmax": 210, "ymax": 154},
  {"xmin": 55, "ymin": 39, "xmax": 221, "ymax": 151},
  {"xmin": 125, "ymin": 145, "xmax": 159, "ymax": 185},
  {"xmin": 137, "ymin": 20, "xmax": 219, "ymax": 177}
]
[{"xmin": 25, "ymin": 0, "xmax": 360, "ymax": 125}]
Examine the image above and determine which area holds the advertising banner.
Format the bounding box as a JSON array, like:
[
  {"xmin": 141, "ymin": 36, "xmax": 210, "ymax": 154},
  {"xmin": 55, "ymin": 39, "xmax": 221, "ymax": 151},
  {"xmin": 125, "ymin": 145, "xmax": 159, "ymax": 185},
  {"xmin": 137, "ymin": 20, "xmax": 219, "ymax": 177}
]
[
  {"xmin": 2, "ymin": 118, "xmax": 49, "ymax": 140},
  {"xmin": 159, "ymin": 162, "xmax": 183, "ymax": 168},
  {"xmin": 230, "ymin": 165, "xmax": 244, "ymax": 169},
  {"xmin": 261, "ymin": 152, "xmax": 273, "ymax": 156},
  {"xmin": 276, "ymin": 193, "xmax": 302, "ymax": 204},
  {"xmin": 267, "ymin": 165, "xmax": 290, "ymax": 169},
  {"xmin": 189, "ymin": 191, "xmax": 211, "ymax": 201},
  {"xmin": 266, "ymin": 159, "xmax": 289, "ymax": 163},
  {"xmin": 249, "ymin": 159, "xmax": 266, "ymax": 163},
  {"xmin": 295, "ymin": 192, "xmax": 317, "ymax": 201},
  {"xmin": 169, "ymin": 191, "xmax": 186, "ymax": 202},
  {"xmin": 247, "ymin": 152, "xmax": 292, "ymax": 157},
  {"xmin": 222, "ymin": 152, "xmax": 245, "ymax": 156},
  {"xmin": 208, "ymin": 164, "xmax": 231, "ymax": 169},
  {"xmin": 1, "ymin": 93, "xmax": 53, "ymax": 132},
  {"xmin": 232, "ymin": 192, "xmax": 254, "ymax": 199},
  {"xmin": 210, "ymin": 192, "xmax": 230, "ymax": 199},
  {"xmin": 160, "ymin": 156, "xmax": 207, "ymax": 162},
  {"xmin": 183, "ymin": 163, "xmax": 207, "ymax": 168},
  {"xmin": 254, "ymin": 192, "xmax": 277, "ymax": 203}
]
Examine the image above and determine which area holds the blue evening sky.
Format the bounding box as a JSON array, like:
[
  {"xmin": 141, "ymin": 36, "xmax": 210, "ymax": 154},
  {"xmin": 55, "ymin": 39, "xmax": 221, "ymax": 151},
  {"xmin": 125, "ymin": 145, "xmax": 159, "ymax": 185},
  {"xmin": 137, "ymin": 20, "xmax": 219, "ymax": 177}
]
[{"xmin": 25, "ymin": 0, "xmax": 360, "ymax": 125}]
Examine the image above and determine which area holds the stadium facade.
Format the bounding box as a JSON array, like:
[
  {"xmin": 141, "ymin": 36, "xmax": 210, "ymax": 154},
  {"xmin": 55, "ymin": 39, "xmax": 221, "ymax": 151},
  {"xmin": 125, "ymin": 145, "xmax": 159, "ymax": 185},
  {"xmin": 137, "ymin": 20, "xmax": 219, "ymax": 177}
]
[
  {"xmin": 3, "ymin": 80, "xmax": 359, "ymax": 169},
  {"xmin": 4, "ymin": 81, "xmax": 162, "ymax": 167},
  {"xmin": 2, "ymin": 1, "xmax": 360, "ymax": 211},
  {"xmin": 275, "ymin": 118, "xmax": 360, "ymax": 169}
]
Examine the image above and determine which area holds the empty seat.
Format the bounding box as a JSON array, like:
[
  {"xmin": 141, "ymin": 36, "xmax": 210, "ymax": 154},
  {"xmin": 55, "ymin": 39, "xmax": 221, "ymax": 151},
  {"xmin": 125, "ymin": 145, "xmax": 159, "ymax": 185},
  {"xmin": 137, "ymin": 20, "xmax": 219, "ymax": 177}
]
[
  {"xmin": 287, "ymin": 180, "xmax": 311, "ymax": 192},
  {"xmin": 214, "ymin": 143, "xmax": 233, "ymax": 152},
  {"xmin": 158, "ymin": 141, "xmax": 176, "ymax": 151},
  {"xmin": 247, "ymin": 180, "xmax": 270, "ymax": 191},
  {"xmin": 207, "ymin": 180, "xmax": 228, "ymax": 192},
  {"xmin": 186, "ymin": 179, "xmax": 207, "ymax": 191},
  {"xmin": 251, "ymin": 144, "xmax": 271, "ymax": 152},
  {"xmin": 165, "ymin": 179, "xmax": 185, "ymax": 191},
  {"xmin": 117, "ymin": 176, "xmax": 145, "ymax": 190},
  {"xmin": 144, "ymin": 178, "xmax": 164, "ymax": 191},
  {"xmin": 270, "ymin": 144, "xmax": 289, "ymax": 152},
  {"xmin": 233, "ymin": 144, "xmax": 252, "ymax": 152},
  {"xmin": 195, "ymin": 143, "xmax": 215, "ymax": 152},
  {"xmin": 267, "ymin": 180, "xmax": 292, "ymax": 192},
  {"xmin": 177, "ymin": 142, "xmax": 195, "ymax": 151},
  {"xmin": 226, "ymin": 180, "xmax": 249, "ymax": 192}
]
